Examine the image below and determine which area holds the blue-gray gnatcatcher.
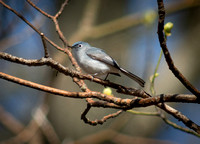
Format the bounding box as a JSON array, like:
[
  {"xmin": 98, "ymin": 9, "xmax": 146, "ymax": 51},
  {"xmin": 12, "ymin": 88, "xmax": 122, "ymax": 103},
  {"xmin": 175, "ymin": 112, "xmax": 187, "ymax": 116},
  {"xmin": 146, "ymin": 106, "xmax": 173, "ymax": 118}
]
[{"xmin": 71, "ymin": 41, "xmax": 145, "ymax": 87}]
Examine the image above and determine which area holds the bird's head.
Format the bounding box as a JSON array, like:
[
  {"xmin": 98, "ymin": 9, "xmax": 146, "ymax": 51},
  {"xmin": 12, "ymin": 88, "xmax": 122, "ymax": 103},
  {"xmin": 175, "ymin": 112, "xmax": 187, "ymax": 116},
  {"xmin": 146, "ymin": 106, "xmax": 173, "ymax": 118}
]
[{"xmin": 71, "ymin": 41, "xmax": 90, "ymax": 50}]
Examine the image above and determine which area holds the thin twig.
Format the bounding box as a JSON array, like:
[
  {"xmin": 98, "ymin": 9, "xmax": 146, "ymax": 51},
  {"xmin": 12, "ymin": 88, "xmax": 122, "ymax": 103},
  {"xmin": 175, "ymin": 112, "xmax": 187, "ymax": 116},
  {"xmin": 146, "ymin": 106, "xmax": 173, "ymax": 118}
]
[
  {"xmin": 127, "ymin": 110, "xmax": 160, "ymax": 116},
  {"xmin": 150, "ymin": 50, "xmax": 163, "ymax": 95},
  {"xmin": 26, "ymin": 0, "xmax": 53, "ymax": 18},
  {"xmin": 0, "ymin": 0, "xmax": 64, "ymax": 52},
  {"xmin": 0, "ymin": 1, "xmax": 40, "ymax": 34},
  {"xmin": 40, "ymin": 33, "xmax": 49, "ymax": 58},
  {"xmin": 81, "ymin": 104, "xmax": 123, "ymax": 126},
  {"xmin": 54, "ymin": 0, "xmax": 69, "ymax": 18},
  {"xmin": 52, "ymin": 18, "xmax": 68, "ymax": 47},
  {"xmin": 27, "ymin": 0, "xmax": 69, "ymax": 46},
  {"xmin": 158, "ymin": 109, "xmax": 200, "ymax": 137},
  {"xmin": 128, "ymin": 107, "xmax": 200, "ymax": 137},
  {"xmin": 157, "ymin": 103, "xmax": 200, "ymax": 134}
]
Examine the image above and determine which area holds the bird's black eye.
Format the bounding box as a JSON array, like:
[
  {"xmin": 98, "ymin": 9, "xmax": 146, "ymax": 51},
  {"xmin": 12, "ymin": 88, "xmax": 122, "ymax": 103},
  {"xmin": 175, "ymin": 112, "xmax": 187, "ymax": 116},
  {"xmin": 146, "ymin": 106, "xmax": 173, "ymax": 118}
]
[{"xmin": 78, "ymin": 44, "xmax": 82, "ymax": 48}]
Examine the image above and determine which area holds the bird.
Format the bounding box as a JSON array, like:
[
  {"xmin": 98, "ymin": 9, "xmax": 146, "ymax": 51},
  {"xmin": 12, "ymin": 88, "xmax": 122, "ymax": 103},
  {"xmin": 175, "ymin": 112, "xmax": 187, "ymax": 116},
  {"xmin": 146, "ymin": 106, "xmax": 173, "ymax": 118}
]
[{"xmin": 71, "ymin": 41, "xmax": 145, "ymax": 87}]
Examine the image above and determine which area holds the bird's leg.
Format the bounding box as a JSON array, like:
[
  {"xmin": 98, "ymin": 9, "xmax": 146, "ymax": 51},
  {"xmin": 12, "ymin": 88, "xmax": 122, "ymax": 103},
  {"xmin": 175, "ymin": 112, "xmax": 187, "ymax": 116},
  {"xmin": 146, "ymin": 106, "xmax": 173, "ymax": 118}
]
[
  {"xmin": 101, "ymin": 73, "xmax": 111, "ymax": 88},
  {"xmin": 104, "ymin": 73, "xmax": 110, "ymax": 81}
]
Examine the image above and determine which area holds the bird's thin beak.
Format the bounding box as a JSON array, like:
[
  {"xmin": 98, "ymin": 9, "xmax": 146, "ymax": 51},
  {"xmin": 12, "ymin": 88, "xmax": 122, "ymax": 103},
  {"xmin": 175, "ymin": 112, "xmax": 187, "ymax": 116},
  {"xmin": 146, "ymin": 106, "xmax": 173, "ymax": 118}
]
[{"xmin": 68, "ymin": 45, "xmax": 73, "ymax": 50}]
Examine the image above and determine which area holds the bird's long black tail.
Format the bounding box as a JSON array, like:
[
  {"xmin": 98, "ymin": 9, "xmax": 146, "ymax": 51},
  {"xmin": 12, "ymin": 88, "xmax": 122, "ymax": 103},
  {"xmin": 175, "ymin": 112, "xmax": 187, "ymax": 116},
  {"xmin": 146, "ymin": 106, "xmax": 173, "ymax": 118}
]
[{"xmin": 119, "ymin": 68, "xmax": 145, "ymax": 87}]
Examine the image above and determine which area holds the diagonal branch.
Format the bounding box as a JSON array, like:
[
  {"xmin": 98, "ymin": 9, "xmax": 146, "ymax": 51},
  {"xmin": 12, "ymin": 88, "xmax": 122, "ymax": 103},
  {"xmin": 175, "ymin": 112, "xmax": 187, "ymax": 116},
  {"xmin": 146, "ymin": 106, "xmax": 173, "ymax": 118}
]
[
  {"xmin": 27, "ymin": 0, "xmax": 69, "ymax": 47},
  {"xmin": 157, "ymin": 0, "xmax": 200, "ymax": 97},
  {"xmin": 157, "ymin": 103, "xmax": 200, "ymax": 134},
  {"xmin": 159, "ymin": 111, "xmax": 200, "ymax": 137},
  {"xmin": 0, "ymin": 0, "xmax": 64, "ymax": 52},
  {"xmin": 26, "ymin": 0, "xmax": 53, "ymax": 19},
  {"xmin": 54, "ymin": 0, "xmax": 69, "ymax": 18}
]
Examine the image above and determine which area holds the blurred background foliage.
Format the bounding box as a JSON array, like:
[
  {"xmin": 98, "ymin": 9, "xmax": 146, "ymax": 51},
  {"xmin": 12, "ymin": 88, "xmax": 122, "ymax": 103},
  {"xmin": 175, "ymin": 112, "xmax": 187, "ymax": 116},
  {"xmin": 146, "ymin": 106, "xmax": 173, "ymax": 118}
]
[{"xmin": 0, "ymin": 0, "xmax": 200, "ymax": 143}]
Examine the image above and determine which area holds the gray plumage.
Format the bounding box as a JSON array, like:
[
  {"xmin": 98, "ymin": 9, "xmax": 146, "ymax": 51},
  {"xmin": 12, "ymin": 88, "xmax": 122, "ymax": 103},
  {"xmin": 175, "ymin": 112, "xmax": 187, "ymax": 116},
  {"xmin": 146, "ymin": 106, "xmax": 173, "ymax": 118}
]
[{"xmin": 71, "ymin": 41, "xmax": 145, "ymax": 87}]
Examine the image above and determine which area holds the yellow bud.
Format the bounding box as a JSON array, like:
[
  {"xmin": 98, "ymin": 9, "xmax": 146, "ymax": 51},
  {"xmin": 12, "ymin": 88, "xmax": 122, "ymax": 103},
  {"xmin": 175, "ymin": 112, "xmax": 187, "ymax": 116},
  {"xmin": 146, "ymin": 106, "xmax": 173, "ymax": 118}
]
[
  {"xmin": 164, "ymin": 22, "xmax": 174, "ymax": 36},
  {"xmin": 154, "ymin": 73, "xmax": 159, "ymax": 77},
  {"xmin": 103, "ymin": 87, "xmax": 113, "ymax": 96},
  {"xmin": 150, "ymin": 73, "xmax": 159, "ymax": 82},
  {"xmin": 143, "ymin": 10, "xmax": 157, "ymax": 26}
]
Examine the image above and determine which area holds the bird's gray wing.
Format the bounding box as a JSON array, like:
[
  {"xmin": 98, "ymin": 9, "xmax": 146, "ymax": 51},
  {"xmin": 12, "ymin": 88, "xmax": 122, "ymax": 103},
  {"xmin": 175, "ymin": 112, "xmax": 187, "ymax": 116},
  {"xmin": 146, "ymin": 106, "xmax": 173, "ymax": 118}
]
[
  {"xmin": 86, "ymin": 47, "xmax": 120, "ymax": 69},
  {"xmin": 86, "ymin": 47, "xmax": 145, "ymax": 87}
]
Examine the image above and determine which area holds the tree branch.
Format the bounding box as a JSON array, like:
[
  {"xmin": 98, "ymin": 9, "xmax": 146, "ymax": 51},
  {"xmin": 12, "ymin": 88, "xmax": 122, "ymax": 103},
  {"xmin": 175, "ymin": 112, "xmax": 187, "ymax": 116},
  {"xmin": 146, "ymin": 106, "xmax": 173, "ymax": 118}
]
[
  {"xmin": 0, "ymin": 52, "xmax": 149, "ymax": 98},
  {"xmin": 157, "ymin": 0, "xmax": 200, "ymax": 97},
  {"xmin": 0, "ymin": 71, "xmax": 199, "ymax": 106},
  {"xmin": 1, "ymin": 70, "xmax": 200, "ymax": 132}
]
